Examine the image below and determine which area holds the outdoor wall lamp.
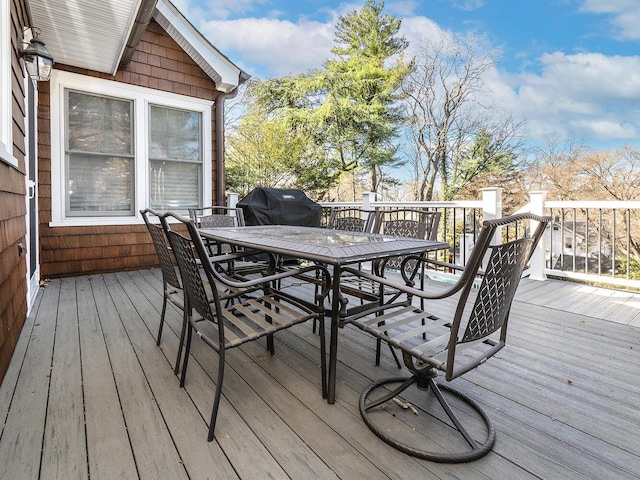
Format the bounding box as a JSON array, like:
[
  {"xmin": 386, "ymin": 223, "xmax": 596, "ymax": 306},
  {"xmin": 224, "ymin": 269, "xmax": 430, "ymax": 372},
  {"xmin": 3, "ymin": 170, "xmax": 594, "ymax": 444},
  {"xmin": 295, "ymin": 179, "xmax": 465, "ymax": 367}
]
[{"xmin": 19, "ymin": 27, "xmax": 53, "ymax": 81}]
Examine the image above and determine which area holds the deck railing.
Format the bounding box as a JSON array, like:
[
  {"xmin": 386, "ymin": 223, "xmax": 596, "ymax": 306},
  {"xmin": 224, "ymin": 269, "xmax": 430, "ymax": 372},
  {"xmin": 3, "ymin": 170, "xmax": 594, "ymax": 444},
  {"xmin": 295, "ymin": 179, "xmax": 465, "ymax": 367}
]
[{"xmin": 229, "ymin": 190, "xmax": 640, "ymax": 289}]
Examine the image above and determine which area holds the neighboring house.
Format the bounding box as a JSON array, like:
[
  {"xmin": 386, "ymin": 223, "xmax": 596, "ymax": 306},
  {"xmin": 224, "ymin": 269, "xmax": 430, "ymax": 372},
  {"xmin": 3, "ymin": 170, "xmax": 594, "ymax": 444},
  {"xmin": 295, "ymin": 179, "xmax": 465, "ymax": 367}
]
[
  {"xmin": 0, "ymin": 0, "xmax": 248, "ymax": 383},
  {"xmin": 547, "ymin": 220, "xmax": 614, "ymax": 272}
]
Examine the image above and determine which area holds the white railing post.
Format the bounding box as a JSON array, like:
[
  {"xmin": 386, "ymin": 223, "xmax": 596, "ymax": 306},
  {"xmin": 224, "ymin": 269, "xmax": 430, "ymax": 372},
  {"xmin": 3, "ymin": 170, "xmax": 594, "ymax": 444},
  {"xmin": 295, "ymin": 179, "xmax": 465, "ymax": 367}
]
[
  {"xmin": 480, "ymin": 187, "xmax": 503, "ymax": 221},
  {"xmin": 362, "ymin": 192, "xmax": 376, "ymax": 225},
  {"xmin": 528, "ymin": 190, "xmax": 548, "ymax": 281},
  {"xmin": 362, "ymin": 192, "xmax": 375, "ymax": 210},
  {"xmin": 227, "ymin": 192, "xmax": 239, "ymax": 218},
  {"xmin": 479, "ymin": 188, "xmax": 503, "ymax": 269}
]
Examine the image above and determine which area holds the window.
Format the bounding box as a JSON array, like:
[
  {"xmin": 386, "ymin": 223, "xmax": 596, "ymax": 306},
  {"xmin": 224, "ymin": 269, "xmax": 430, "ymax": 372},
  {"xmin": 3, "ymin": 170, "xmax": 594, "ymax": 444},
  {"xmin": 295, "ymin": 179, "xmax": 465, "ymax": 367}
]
[
  {"xmin": 0, "ymin": 0, "xmax": 17, "ymax": 167},
  {"xmin": 149, "ymin": 105, "xmax": 202, "ymax": 210},
  {"xmin": 66, "ymin": 91, "xmax": 134, "ymax": 216},
  {"xmin": 50, "ymin": 71, "xmax": 212, "ymax": 226}
]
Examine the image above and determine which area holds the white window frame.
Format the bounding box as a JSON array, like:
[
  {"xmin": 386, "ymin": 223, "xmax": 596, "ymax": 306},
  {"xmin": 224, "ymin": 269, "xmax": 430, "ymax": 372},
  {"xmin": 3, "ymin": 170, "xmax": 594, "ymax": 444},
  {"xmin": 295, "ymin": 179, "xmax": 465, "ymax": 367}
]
[
  {"xmin": 0, "ymin": 0, "xmax": 17, "ymax": 167},
  {"xmin": 50, "ymin": 70, "xmax": 212, "ymax": 226}
]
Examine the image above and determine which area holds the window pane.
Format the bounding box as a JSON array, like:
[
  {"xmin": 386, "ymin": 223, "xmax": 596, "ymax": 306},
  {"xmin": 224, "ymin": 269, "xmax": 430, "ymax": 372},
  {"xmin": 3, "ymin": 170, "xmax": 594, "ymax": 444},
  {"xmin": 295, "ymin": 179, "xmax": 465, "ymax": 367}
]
[
  {"xmin": 150, "ymin": 160, "xmax": 199, "ymax": 209},
  {"xmin": 67, "ymin": 154, "xmax": 133, "ymax": 214},
  {"xmin": 150, "ymin": 106, "xmax": 200, "ymax": 161},
  {"xmin": 68, "ymin": 91, "xmax": 132, "ymax": 154},
  {"xmin": 66, "ymin": 91, "xmax": 134, "ymax": 216}
]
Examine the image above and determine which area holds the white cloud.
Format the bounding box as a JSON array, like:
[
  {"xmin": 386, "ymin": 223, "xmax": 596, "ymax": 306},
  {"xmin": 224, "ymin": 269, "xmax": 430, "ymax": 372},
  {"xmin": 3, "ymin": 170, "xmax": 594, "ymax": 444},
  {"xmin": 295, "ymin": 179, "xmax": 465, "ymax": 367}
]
[
  {"xmin": 579, "ymin": 0, "xmax": 640, "ymax": 40},
  {"xmin": 449, "ymin": 0, "xmax": 484, "ymax": 11},
  {"xmin": 387, "ymin": 0, "xmax": 420, "ymax": 17},
  {"xmin": 501, "ymin": 52, "xmax": 640, "ymax": 142},
  {"xmin": 199, "ymin": 17, "xmax": 335, "ymax": 77},
  {"xmin": 569, "ymin": 119, "xmax": 637, "ymax": 140},
  {"xmin": 399, "ymin": 16, "xmax": 450, "ymax": 56}
]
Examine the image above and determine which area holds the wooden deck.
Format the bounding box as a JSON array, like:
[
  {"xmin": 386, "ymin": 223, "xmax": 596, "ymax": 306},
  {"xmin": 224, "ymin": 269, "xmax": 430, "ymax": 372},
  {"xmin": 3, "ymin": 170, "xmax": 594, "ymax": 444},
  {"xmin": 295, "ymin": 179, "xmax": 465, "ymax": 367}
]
[{"xmin": 1, "ymin": 268, "xmax": 639, "ymax": 479}]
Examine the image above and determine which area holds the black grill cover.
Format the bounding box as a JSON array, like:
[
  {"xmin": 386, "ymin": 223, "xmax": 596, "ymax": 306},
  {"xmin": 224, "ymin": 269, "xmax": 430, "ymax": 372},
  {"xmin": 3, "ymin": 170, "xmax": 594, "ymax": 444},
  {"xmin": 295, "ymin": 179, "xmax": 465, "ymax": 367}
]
[{"xmin": 237, "ymin": 187, "xmax": 322, "ymax": 226}]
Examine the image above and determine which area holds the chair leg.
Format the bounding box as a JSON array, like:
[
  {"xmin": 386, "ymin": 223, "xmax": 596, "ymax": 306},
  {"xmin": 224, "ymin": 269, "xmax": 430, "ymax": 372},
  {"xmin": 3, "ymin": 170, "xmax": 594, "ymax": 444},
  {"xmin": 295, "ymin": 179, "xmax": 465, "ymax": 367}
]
[
  {"xmin": 174, "ymin": 307, "xmax": 188, "ymax": 375},
  {"xmin": 359, "ymin": 375, "xmax": 496, "ymax": 463},
  {"xmin": 157, "ymin": 293, "xmax": 168, "ymax": 346},
  {"xmin": 179, "ymin": 321, "xmax": 193, "ymax": 388},
  {"xmin": 207, "ymin": 350, "xmax": 226, "ymax": 442},
  {"xmin": 375, "ymin": 337, "xmax": 402, "ymax": 369},
  {"xmin": 318, "ymin": 314, "xmax": 327, "ymax": 398},
  {"xmin": 267, "ymin": 333, "xmax": 275, "ymax": 355}
]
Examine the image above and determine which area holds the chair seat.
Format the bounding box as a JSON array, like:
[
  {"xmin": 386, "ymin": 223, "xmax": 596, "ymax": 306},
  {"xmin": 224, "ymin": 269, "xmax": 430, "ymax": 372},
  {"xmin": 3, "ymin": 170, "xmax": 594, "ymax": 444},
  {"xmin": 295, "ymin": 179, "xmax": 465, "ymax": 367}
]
[{"xmin": 217, "ymin": 293, "xmax": 319, "ymax": 349}]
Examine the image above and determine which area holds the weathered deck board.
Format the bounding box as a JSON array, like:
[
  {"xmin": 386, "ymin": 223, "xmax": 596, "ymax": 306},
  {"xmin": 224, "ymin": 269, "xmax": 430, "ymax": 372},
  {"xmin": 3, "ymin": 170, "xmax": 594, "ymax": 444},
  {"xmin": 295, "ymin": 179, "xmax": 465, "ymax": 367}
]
[
  {"xmin": 0, "ymin": 278, "xmax": 59, "ymax": 480},
  {"xmin": 41, "ymin": 278, "xmax": 87, "ymax": 480},
  {"xmin": 75, "ymin": 275, "xmax": 139, "ymax": 480},
  {"xmin": 2, "ymin": 270, "xmax": 640, "ymax": 480}
]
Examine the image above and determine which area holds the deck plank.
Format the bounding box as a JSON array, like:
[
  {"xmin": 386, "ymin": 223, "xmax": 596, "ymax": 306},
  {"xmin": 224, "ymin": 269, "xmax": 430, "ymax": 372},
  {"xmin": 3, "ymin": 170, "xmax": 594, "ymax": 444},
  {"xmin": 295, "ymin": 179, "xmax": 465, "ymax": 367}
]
[
  {"xmin": 0, "ymin": 279, "xmax": 59, "ymax": 479},
  {"xmin": 41, "ymin": 278, "xmax": 88, "ymax": 480},
  {"xmin": 93, "ymin": 274, "xmax": 188, "ymax": 480},
  {"xmin": 76, "ymin": 276, "xmax": 139, "ymax": 480}
]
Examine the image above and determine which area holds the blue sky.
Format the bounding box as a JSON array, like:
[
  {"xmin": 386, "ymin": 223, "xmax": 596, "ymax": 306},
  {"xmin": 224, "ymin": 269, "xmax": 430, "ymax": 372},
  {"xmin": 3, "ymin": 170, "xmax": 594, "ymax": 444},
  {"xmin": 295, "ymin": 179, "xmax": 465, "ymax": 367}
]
[{"xmin": 173, "ymin": 0, "xmax": 640, "ymax": 151}]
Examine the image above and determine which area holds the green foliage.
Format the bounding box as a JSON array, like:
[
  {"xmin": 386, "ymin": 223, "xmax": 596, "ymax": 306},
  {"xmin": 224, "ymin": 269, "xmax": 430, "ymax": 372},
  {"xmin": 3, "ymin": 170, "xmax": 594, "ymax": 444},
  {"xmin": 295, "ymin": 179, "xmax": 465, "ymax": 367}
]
[
  {"xmin": 230, "ymin": 0, "xmax": 412, "ymax": 198},
  {"xmin": 445, "ymin": 129, "xmax": 516, "ymax": 199},
  {"xmin": 617, "ymin": 258, "xmax": 640, "ymax": 280}
]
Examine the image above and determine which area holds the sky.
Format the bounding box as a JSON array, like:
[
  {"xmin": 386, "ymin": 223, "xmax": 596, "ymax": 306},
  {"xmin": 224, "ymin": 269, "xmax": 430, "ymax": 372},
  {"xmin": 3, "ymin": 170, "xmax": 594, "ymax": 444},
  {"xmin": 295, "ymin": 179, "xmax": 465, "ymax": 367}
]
[{"xmin": 172, "ymin": 0, "xmax": 640, "ymax": 152}]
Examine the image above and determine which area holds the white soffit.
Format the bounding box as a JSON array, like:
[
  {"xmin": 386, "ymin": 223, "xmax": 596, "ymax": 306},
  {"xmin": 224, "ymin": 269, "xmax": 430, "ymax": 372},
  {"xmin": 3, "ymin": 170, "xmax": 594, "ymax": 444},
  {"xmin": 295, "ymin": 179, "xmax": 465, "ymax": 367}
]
[
  {"xmin": 30, "ymin": 0, "xmax": 140, "ymax": 74},
  {"xmin": 153, "ymin": 0, "xmax": 243, "ymax": 92}
]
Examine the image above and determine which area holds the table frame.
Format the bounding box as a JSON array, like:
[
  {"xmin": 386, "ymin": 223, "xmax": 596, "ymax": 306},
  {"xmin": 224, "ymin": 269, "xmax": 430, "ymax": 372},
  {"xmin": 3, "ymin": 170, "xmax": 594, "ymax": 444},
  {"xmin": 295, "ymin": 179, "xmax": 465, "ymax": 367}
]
[{"xmin": 198, "ymin": 225, "xmax": 448, "ymax": 403}]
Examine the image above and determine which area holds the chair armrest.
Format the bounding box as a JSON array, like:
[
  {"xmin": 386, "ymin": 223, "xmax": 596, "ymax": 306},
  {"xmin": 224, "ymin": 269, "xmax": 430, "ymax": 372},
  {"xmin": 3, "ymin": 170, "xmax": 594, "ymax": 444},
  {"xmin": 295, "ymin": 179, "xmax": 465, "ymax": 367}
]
[
  {"xmin": 208, "ymin": 256, "xmax": 331, "ymax": 300},
  {"xmin": 341, "ymin": 265, "xmax": 465, "ymax": 301},
  {"xmin": 397, "ymin": 255, "xmax": 486, "ymax": 283}
]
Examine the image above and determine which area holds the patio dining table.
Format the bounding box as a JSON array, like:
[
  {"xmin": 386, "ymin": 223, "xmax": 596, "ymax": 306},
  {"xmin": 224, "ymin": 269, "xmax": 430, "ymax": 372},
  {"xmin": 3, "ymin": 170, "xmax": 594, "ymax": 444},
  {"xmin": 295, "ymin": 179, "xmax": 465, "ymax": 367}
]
[{"xmin": 198, "ymin": 224, "xmax": 448, "ymax": 403}]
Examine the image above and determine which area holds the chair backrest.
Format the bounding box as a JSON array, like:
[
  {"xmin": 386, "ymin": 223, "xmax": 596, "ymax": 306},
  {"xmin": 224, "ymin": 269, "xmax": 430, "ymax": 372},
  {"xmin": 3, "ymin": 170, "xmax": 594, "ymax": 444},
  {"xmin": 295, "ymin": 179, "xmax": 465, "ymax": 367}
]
[
  {"xmin": 327, "ymin": 207, "xmax": 376, "ymax": 233},
  {"xmin": 159, "ymin": 212, "xmax": 220, "ymax": 326},
  {"xmin": 445, "ymin": 213, "xmax": 550, "ymax": 380},
  {"xmin": 141, "ymin": 208, "xmax": 181, "ymax": 290},
  {"xmin": 373, "ymin": 208, "xmax": 442, "ymax": 271},
  {"xmin": 189, "ymin": 206, "xmax": 245, "ymax": 229},
  {"xmin": 374, "ymin": 208, "xmax": 441, "ymax": 240}
]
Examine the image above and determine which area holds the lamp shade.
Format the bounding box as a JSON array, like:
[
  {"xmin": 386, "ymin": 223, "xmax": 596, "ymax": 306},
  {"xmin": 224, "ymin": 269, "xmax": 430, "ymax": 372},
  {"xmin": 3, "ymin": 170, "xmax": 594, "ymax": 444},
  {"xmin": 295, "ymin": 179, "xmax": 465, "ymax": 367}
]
[{"xmin": 21, "ymin": 37, "xmax": 54, "ymax": 81}]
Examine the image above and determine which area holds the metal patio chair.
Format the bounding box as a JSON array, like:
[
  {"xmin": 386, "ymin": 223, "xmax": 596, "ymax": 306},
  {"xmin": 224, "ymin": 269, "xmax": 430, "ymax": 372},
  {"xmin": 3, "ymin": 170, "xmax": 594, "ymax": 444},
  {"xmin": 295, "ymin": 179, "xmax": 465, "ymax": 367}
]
[
  {"xmin": 160, "ymin": 211, "xmax": 331, "ymax": 441},
  {"xmin": 326, "ymin": 207, "xmax": 377, "ymax": 233},
  {"xmin": 141, "ymin": 208, "xmax": 185, "ymax": 374},
  {"xmin": 340, "ymin": 208, "xmax": 442, "ymax": 367},
  {"xmin": 188, "ymin": 205, "xmax": 245, "ymax": 228},
  {"xmin": 341, "ymin": 213, "xmax": 550, "ymax": 462}
]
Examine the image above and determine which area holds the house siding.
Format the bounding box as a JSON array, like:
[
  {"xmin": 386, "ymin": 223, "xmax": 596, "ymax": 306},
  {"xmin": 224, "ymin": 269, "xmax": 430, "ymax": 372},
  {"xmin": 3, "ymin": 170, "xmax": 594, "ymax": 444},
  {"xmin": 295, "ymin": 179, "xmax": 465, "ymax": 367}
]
[
  {"xmin": 0, "ymin": 0, "xmax": 29, "ymax": 384},
  {"xmin": 38, "ymin": 19, "xmax": 222, "ymax": 278}
]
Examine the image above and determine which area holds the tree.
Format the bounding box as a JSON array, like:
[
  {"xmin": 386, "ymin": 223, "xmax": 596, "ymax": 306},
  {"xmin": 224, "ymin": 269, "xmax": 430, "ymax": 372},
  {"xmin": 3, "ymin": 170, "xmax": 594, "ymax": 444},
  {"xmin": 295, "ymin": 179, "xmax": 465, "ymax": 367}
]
[
  {"xmin": 328, "ymin": 0, "xmax": 411, "ymax": 192},
  {"xmin": 249, "ymin": 0, "xmax": 412, "ymax": 198},
  {"xmin": 225, "ymin": 93, "xmax": 341, "ymax": 198},
  {"xmin": 403, "ymin": 31, "xmax": 524, "ymax": 200}
]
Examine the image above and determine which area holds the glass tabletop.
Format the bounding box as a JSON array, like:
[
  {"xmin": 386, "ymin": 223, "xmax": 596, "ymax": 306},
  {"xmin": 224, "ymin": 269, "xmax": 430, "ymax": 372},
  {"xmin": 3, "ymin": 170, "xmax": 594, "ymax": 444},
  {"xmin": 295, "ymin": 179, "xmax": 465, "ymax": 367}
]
[{"xmin": 199, "ymin": 225, "xmax": 448, "ymax": 265}]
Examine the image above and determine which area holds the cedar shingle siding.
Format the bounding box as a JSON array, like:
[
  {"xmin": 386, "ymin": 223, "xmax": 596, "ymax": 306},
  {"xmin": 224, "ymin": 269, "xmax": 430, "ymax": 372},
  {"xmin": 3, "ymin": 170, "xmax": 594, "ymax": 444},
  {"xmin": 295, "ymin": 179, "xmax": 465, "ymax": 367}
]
[
  {"xmin": 39, "ymin": 20, "xmax": 221, "ymax": 278},
  {"xmin": 0, "ymin": 0, "xmax": 29, "ymax": 384}
]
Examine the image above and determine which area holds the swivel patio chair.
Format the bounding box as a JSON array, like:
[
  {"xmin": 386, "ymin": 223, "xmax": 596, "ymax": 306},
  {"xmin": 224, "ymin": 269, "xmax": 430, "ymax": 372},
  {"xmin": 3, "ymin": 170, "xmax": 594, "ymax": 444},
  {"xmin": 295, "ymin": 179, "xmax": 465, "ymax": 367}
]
[
  {"xmin": 188, "ymin": 205, "xmax": 244, "ymax": 255},
  {"xmin": 160, "ymin": 211, "xmax": 331, "ymax": 441},
  {"xmin": 341, "ymin": 213, "xmax": 550, "ymax": 462},
  {"xmin": 372, "ymin": 208, "xmax": 441, "ymax": 273}
]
